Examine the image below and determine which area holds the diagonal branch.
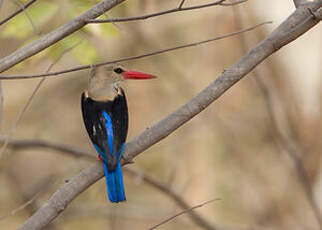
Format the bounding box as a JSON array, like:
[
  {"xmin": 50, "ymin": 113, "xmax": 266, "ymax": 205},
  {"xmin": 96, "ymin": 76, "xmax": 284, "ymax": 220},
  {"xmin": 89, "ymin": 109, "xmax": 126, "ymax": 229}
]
[
  {"xmin": 233, "ymin": 6, "xmax": 322, "ymax": 228},
  {"xmin": 17, "ymin": 2, "xmax": 322, "ymax": 230},
  {"xmin": 149, "ymin": 198, "xmax": 220, "ymax": 230},
  {"xmin": 122, "ymin": 3, "xmax": 321, "ymax": 164},
  {"xmin": 0, "ymin": 0, "xmax": 126, "ymax": 73},
  {"xmin": 178, "ymin": 0, "xmax": 186, "ymax": 9},
  {"xmin": 0, "ymin": 0, "xmax": 36, "ymax": 27},
  {"xmin": 4, "ymin": 137, "xmax": 218, "ymax": 230},
  {"xmin": 85, "ymin": 0, "xmax": 246, "ymax": 24},
  {"xmin": 0, "ymin": 21, "xmax": 271, "ymax": 80},
  {"xmin": 8, "ymin": 139, "xmax": 215, "ymax": 229},
  {"xmin": 126, "ymin": 168, "xmax": 219, "ymax": 230},
  {"xmin": 13, "ymin": 0, "xmax": 39, "ymax": 35},
  {"xmin": 0, "ymin": 43, "xmax": 79, "ymax": 160}
]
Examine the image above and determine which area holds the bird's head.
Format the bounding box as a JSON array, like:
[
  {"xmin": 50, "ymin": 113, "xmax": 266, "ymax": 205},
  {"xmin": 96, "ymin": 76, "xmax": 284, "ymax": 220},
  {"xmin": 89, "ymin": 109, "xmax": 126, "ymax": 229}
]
[{"xmin": 87, "ymin": 64, "xmax": 156, "ymax": 101}]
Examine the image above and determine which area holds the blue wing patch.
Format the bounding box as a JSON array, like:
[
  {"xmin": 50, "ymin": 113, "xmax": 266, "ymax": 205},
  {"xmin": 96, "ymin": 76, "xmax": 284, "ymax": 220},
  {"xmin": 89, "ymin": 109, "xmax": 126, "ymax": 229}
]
[{"xmin": 103, "ymin": 111, "xmax": 114, "ymax": 156}]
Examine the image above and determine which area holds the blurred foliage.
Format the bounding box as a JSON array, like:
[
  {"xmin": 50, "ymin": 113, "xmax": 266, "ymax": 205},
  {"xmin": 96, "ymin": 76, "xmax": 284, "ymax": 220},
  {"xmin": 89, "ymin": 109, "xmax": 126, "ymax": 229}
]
[
  {"xmin": 1, "ymin": 0, "xmax": 119, "ymax": 66},
  {"xmin": 1, "ymin": 2, "xmax": 58, "ymax": 39}
]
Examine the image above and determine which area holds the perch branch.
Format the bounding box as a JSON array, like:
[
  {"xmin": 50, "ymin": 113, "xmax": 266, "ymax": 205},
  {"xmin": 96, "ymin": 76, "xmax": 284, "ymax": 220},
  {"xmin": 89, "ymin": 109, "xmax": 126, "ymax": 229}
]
[
  {"xmin": 17, "ymin": 2, "xmax": 322, "ymax": 230},
  {"xmin": 4, "ymin": 136, "xmax": 218, "ymax": 230},
  {"xmin": 0, "ymin": 21, "xmax": 271, "ymax": 80},
  {"xmin": 0, "ymin": 0, "xmax": 126, "ymax": 73}
]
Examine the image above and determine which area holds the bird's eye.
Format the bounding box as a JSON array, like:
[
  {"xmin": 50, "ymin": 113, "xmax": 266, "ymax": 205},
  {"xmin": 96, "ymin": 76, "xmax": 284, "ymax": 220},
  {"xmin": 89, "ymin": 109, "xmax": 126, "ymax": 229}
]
[{"xmin": 113, "ymin": 68, "xmax": 124, "ymax": 74}]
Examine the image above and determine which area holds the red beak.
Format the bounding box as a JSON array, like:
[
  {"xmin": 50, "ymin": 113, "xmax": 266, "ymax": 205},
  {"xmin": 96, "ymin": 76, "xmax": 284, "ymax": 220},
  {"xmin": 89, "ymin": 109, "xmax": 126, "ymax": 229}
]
[{"xmin": 123, "ymin": 70, "xmax": 156, "ymax": 80}]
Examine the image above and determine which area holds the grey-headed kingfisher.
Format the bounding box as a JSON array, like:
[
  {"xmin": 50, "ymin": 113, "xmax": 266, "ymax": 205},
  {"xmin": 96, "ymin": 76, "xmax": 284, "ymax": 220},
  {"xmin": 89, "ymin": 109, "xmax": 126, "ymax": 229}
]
[{"xmin": 81, "ymin": 64, "xmax": 156, "ymax": 203}]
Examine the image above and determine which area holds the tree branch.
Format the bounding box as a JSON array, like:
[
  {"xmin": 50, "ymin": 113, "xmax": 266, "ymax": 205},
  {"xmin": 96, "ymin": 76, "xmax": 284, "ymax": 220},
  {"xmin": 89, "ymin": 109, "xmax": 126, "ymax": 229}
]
[
  {"xmin": 13, "ymin": 0, "xmax": 39, "ymax": 35},
  {"xmin": 232, "ymin": 6, "xmax": 322, "ymax": 228},
  {"xmin": 85, "ymin": 0, "xmax": 246, "ymax": 24},
  {"xmin": 4, "ymin": 137, "xmax": 218, "ymax": 230},
  {"xmin": 0, "ymin": 43, "xmax": 79, "ymax": 160},
  {"xmin": 2, "ymin": 137, "xmax": 93, "ymax": 159},
  {"xmin": 0, "ymin": 0, "xmax": 126, "ymax": 73},
  {"xmin": 0, "ymin": 21, "xmax": 271, "ymax": 80},
  {"xmin": 178, "ymin": 0, "xmax": 186, "ymax": 9},
  {"xmin": 0, "ymin": 0, "xmax": 36, "ymax": 27},
  {"xmin": 17, "ymin": 2, "xmax": 322, "ymax": 230},
  {"xmin": 149, "ymin": 199, "xmax": 220, "ymax": 230},
  {"xmin": 126, "ymin": 168, "xmax": 219, "ymax": 230},
  {"xmin": 122, "ymin": 2, "xmax": 321, "ymax": 164}
]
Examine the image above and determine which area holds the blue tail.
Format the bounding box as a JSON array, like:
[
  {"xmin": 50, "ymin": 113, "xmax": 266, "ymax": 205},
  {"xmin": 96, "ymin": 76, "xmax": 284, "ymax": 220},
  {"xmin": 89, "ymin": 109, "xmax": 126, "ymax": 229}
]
[{"xmin": 103, "ymin": 162, "xmax": 126, "ymax": 203}]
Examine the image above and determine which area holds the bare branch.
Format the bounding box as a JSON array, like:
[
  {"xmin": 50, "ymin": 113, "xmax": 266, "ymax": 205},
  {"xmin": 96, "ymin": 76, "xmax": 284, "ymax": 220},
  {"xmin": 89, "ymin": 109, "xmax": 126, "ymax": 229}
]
[
  {"xmin": 126, "ymin": 168, "xmax": 219, "ymax": 230},
  {"xmin": 85, "ymin": 0, "xmax": 247, "ymax": 24},
  {"xmin": 0, "ymin": 43, "xmax": 79, "ymax": 160},
  {"xmin": 0, "ymin": 0, "xmax": 36, "ymax": 27},
  {"xmin": 0, "ymin": 193, "xmax": 39, "ymax": 221},
  {"xmin": 17, "ymin": 3, "xmax": 322, "ymax": 230},
  {"xmin": 2, "ymin": 137, "xmax": 94, "ymax": 159},
  {"xmin": 0, "ymin": 183, "xmax": 52, "ymax": 221},
  {"xmin": 149, "ymin": 199, "xmax": 220, "ymax": 230},
  {"xmin": 0, "ymin": 21, "xmax": 271, "ymax": 80},
  {"xmin": 4, "ymin": 137, "xmax": 218, "ymax": 230},
  {"xmin": 0, "ymin": 0, "xmax": 126, "ymax": 73},
  {"xmin": 178, "ymin": 0, "xmax": 186, "ymax": 9},
  {"xmin": 122, "ymin": 3, "xmax": 322, "ymax": 164},
  {"xmin": 13, "ymin": 0, "xmax": 39, "ymax": 35},
  {"xmin": 17, "ymin": 162, "xmax": 103, "ymax": 230},
  {"xmin": 233, "ymin": 6, "xmax": 322, "ymax": 228}
]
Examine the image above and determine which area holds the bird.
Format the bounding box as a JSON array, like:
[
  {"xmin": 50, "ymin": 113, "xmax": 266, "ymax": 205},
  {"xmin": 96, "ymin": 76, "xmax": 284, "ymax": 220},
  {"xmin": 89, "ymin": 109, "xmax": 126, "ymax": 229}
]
[{"xmin": 81, "ymin": 64, "xmax": 156, "ymax": 203}]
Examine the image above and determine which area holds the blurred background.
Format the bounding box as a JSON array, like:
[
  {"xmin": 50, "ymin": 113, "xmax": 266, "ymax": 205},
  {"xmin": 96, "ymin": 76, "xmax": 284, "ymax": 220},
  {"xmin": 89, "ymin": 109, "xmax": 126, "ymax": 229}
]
[{"xmin": 0, "ymin": 0, "xmax": 321, "ymax": 229}]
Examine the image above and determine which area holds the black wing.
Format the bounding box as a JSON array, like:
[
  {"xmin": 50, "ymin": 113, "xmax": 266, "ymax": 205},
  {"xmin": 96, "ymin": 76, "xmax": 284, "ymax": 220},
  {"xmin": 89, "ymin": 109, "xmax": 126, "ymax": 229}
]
[{"xmin": 81, "ymin": 89, "xmax": 128, "ymax": 169}]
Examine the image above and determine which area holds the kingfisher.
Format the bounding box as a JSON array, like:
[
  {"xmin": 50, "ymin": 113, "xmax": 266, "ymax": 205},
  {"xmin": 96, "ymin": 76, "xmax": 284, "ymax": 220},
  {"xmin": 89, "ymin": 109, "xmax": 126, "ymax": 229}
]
[{"xmin": 81, "ymin": 64, "xmax": 156, "ymax": 203}]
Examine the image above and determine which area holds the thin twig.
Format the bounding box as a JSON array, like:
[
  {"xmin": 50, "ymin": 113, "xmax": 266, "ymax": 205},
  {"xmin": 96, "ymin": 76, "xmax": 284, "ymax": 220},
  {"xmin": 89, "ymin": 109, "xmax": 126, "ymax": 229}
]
[
  {"xmin": 85, "ymin": 0, "xmax": 247, "ymax": 23},
  {"xmin": 0, "ymin": 21, "xmax": 271, "ymax": 80},
  {"xmin": 149, "ymin": 199, "xmax": 220, "ymax": 230},
  {"xmin": 127, "ymin": 168, "xmax": 219, "ymax": 230},
  {"xmin": 13, "ymin": 0, "xmax": 39, "ymax": 35},
  {"xmin": 178, "ymin": 0, "xmax": 186, "ymax": 9},
  {"xmin": 0, "ymin": 191, "xmax": 41, "ymax": 221},
  {"xmin": 0, "ymin": 0, "xmax": 36, "ymax": 27},
  {"xmin": 0, "ymin": 43, "xmax": 79, "ymax": 159},
  {"xmin": 233, "ymin": 6, "xmax": 322, "ymax": 228}
]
